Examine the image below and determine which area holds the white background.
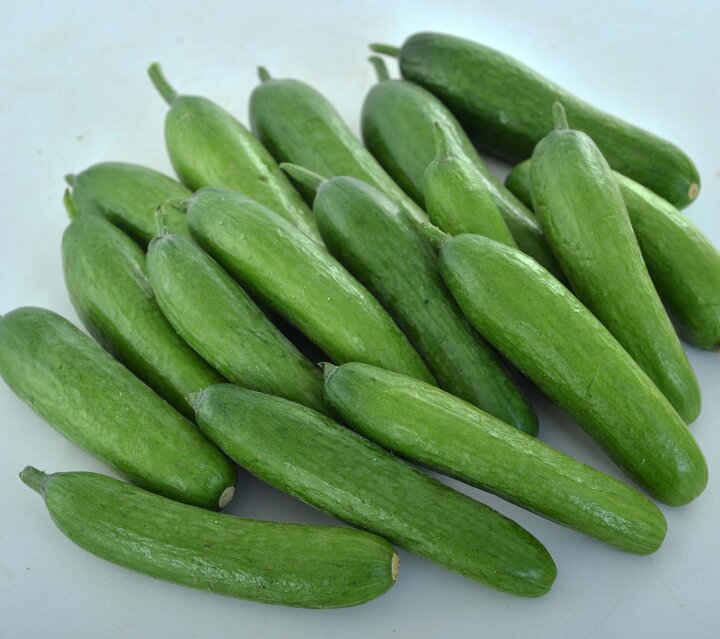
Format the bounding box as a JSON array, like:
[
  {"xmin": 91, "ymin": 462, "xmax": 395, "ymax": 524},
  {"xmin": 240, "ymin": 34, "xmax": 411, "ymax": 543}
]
[{"xmin": 1, "ymin": 1, "xmax": 718, "ymax": 637}]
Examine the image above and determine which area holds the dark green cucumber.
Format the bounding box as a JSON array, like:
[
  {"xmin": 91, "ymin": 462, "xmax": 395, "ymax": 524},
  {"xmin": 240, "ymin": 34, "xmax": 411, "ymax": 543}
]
[
  {"xmin": 360, "ymin": 58, "xmax": 564, "ymax": 278},
  {"xmin": 192, "ymin": 384, "xmax": 556, "ymax": 597},
  {"xmin": 65, "ymin": 162, "xmax": 191, "ymax": 246},
  {"xmin": 508, "ymin": 160, "xmax": 720, "ymax": 351},
  {"xmin": 21, "ymin": 467, "xmax": 397, "ymax": 608},
  {"xmin": 378, "ymin": 32, "xmax": 700, "ymax": 208},
  {"xmin": 62, "ymin": 215, "xmax": 223, "ymax": 420},
  {"xmin": 146, "ymin": 216, "xmax": 326, "ymax": 413},
  {"xmin": 438, "ymin": 235, "xmax": 708, "ymax": 506},
  {"xmin": 147, "ymin": 64, "xmax": 321, "ymax": 243},
  {"xmin": 0, "ymin": 308, "xmax": 235, "ymax": 509},
  {"xmin": 186, "ymin": 187, "xmax": 433, "ymax": 382},
  {"xmin": 531, "ymin": 105, "xmax": 700, "ymax": 423},
  {"xmin": 248, "ymin": 67, "xmax": 426, "ymax": 225},
  {"xmin": 323, "ymin": 362, "xmax": 666, "ymax": 554},
  {"xmin": 290, "ymin": 165, "xmax": 536, "ymax": 434}
]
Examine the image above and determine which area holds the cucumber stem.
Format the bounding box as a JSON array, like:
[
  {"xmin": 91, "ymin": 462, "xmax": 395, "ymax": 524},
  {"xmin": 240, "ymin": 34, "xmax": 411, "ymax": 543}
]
[
  {"xmin": 148, "ymin": 63, "xmax": 179, "ymax": 105},
  {"xmin": 320, "ymin": 362, "xmax": 338, "ymax": 381},
  {"xmin": 433, "ymin": 122, "xmax": 451, "ymax": 159},
  {"xmin": 186, "ymin": 390, "xmax": 206, "ymax": 410},
  {"xmin": 369, "ymin": 43, "xmax": 401, "ymax": 57},
  {"xmin": 552, "ymin": 102, "xmax": 569, "ymax": 131},
  {"xmin": 155, "ymin": 207, "xmax": 169, "ymax": 236},
  {"xmin": 368, "ymin": 56, "xmax": 390, "ymax": 81},
  {"xmin": 63, "ymin": 189, "xmax": 79, "ymax": 219},
  {"xmin": 280, "ymin": 163, "xmax": 326, "ymax": 194},
  {"xmin": 64, "ymin": 174, "xmax": 76, "ymax": 187},
  {"xmin": 257, "ymin": 66, "xmax": 272, "ymax": 83},
  {"xmin": 19, "ymin": 466, "xmax": 51, "ymax": 495},
  {"xmin": 419, "ymin": 223, "xmax": 450, "ymax": 253}
]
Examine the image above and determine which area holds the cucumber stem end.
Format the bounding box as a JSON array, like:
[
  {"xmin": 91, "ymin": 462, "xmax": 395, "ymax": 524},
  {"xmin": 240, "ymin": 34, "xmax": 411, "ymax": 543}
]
[
  {"xmin": 257, "ymin": 66, "xmax": 272, "ymax": 83},
  {"xmin": 320, "ymin": 361, "xmax": 338, "ymax": 381},
  {"xmin": 63, "ymin": 189, "xmax": 79, "ymax": 219},
  {"xmin": 368, "ymin": 56, "xmax": 390, "ymax": 81},
  {"xmin": 369, "ymin": 43, "xmax": 400, "ymax": 57},
  {"xmin": 552, "ymin": 102, "xmax": 569, "ymax": 131},
  {"xmin": 148, "ymin": 63, "xmax": 178, "ymax": 105},
  {"xmin": 280, "ymin": 163, "xmax": 325, "ymax": 194},
  {"xmin": 20, "ymin": 466, "xmax": 50, "ymax": 495}
]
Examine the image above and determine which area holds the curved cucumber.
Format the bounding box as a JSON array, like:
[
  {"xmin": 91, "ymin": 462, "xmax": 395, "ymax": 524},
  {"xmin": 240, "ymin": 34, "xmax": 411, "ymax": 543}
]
[
  {"xmin": 382, "ymin": 32, "xmax": 700, "ymax": 208},
  {"xmin": 186, "ymin": 187, "xmax": 433, "ymax": 382},
  {"xmin": 302, "ymin": 168, "xmax": 536, "ymax": 433},
  {"xmin": 508, "ymin": 160, "xmax": 720, "ymax": 351},
  {"xmin": 0, "ymin": 308, "xmax": 236, "ymax": 509},
  {"xmin": 531, "ymin": 107, "xmax": 700, "ymax": 423},
  {"xmin": 192, "ymin": 384, "xmax": 556, "ymax": 597},
  {"xmin": 147, "ymin": 64, "xmax": 320, "ymax": 243},
  {"xmin": 360, "ymin": 60, "xmax": 564, "ymax": 278},
  {"xmin": 21, "ymin": 467, "xmax": 397, "ymax": 608},
  {"xmin": 62, "ymin": 215, "xmax": 223, "ymax": 420},
  {"xmin": 323, "ymin": 363, "xmax": 666, "ymax": 554},
  {"xmin": 146, "ymin": 224, "xmax": 326, "ymax": 413},
  {"xmin": 65, "ymin": 162, "xmax": 191, "ymax": 246},
  {"xmin": 248, "ymin": 68, "xmax": 426, "ymax": 225},
  {"xmin": 439, "ymin": 235, "xmax": 708, "ymax": 506}
]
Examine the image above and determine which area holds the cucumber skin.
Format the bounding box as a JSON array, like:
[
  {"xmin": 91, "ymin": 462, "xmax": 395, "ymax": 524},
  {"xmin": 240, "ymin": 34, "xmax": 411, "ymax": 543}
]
[
  {"xmin": 24, "ymin": 469, "xmax": 396, "ymax": 608},
  {"xmin": 439, "ymin": 236, "xmax": 707, "ymax": 506},
  {"xmin": 396, "ymin": 32, "xmax": 700, "ymax": 209},
  {"xmin": 163, "ymin": 95, "xmax": 322, "ymax": 243},
  {"xmin": 507, "ymin": 160, "xmax": 720, "ymax": 351},
  {"xmin": 360, "ymin": 78, "xmax": 564, "ymax": 279},
  {"xmin": 324, "ymin": 363, "xmax": 666, "ymax": 554},
  {"xmin": 62, "ymin": 216, "xmax": 223, "ymax": 420},
  {"xmin": 68, "ymin": 162, "xmax": 191, "ymax": 247},
  {"xmin": 187, "ymin": 187, "xmax": 433, "ymax": 383},
  {"xmin": 193, "ymin": 384, "xmax": 557, "ymax": 597},
  {"xmin": 248, "ymin": 76, "xmax": 427, "ymax": 225},
  {"xmin": 0, "ymin": 308, "xmax": 236, "ymax": 509},
  {"xmin": 313, "ymin": 176, "xmax": 537, "ymax": 434},
  {"xmin": 146, "ymin": 233, "xmax": 326, "ymax": 413},
  {"xmin": 531, "ymin": 128, "xmax": 700, "ymax": 424}
]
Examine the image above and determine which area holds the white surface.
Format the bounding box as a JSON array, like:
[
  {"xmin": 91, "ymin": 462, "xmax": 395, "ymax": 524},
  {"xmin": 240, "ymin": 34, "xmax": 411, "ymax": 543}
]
[{"xmin": 1, "ymin": 0, "xmax": 719, "ymax": 637}]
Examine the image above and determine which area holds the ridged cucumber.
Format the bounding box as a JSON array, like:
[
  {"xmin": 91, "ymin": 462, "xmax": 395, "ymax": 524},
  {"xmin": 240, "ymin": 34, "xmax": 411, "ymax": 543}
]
[
  {"xmin": 191, "ymin": 384, "xmax": 556, "ymax": 597},
  {"xmin": 0, "ymin": 308, "xmax": 236, "ymax": 509},
  {"xmin": 438, "ymin": 235, "xmax": 707, "ymax": 506},
  {"xmin": 21, "ymin": 467, "xmax": 398, "ymax": 608}
]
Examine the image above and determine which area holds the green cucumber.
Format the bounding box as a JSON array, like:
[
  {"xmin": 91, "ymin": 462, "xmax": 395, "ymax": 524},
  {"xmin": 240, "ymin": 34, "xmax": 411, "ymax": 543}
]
[
  {"xmin": 287, "ymin": 164, "xmax": 536, "ymax": 434},
  {"xmin": 248, "ymin": 67, "xmax": 426, "ymax": 225},
  {"xmin": 323, "ymin": 362, "xmax": 666, "ymax": 554},
  {"xmin": 146, "ymin": 213, "xmax": 326, "ymax": 413},
  {"xmin": 360, "ymin": 57, "xmax": 564, "ymax": 278},
  {"xmin": 507, "ymin": 160, "xmax": 720, "ymax": 351},
  {"xmin": 62, "ymin": 215, "xmax": 223, "ymax": 420},
  {"xmin": 186, "ymin": 187, "xmax": 433, "ymax": 383},
  {"xmin": 376, "ymin": 33, "xmax": 700, "ymax": 208},
  {"xmin": 65, "ymin": 162, "xmax": 191, "ymax": 246},
  {"xmin": 192, "ymin": 384, "xmax": 556, "ymax": 597},
  {"xmin": 21, "ymin": 467, "xmax": 398, "ymax": 608},
  {"xmin": 0, "ymin": 308, "xmax": 236, "ymax": 509},
  {"xmin": 147, "ymin": 64, "xmax": 321, "ymax": 243},
  {"xmin": 438, "ymin": 235, "xmax": 707, "ymax": 506},
  {"xmin": 531, "ymin": 105, "xmax": 700, "ymax": 423}
]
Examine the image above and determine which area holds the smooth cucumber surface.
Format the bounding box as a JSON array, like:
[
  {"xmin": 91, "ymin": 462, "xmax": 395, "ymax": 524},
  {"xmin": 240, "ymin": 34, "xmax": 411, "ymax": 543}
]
[
  {"xmin": 531, "ymin": 112, "xmax": 700, "ymax": 423},
  {"xmin": 21, "ymin": 468, "xmax": 397, "ymax": 608},
  {"xmin": 324, "ymin": 363, "xmax": 666, "ymax": 554},
  {"xmin": 312, "ymin": 174, "xmax": 536, "ymax": 434},
  {"xmin": 146, "ymin": 229, "xmax": 326, "ymax": 413},
  {"xmin": 62, "ymin": 215, "xmax": 223, "ymax": 420},
  {"xmin": 0, "ymin": 308, "xmax": 236, "ymax": 509},
  {"xmin": 439, "ymin": 236, "xmax": 708, "ymax": 506},
  {"xmin": 390, "ymin": 32, "xmax": 700, "ymax": 208},
  {"xmin": 192, "ymin": 384, "xmax": 557, "ymax": 597},
  {"xmin": 186, "ymin": 187, "xmax": 433, "ymax": 382},
  {"xmin": 65, "ymin": 162, "xmax": 191, "ymax": 246}
]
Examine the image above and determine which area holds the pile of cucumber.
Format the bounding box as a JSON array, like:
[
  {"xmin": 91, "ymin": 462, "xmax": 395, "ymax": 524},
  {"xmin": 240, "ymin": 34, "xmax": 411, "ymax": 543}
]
[{"xmin": 2, "ymin": 31, "xmax": 716, "ymax": 608}]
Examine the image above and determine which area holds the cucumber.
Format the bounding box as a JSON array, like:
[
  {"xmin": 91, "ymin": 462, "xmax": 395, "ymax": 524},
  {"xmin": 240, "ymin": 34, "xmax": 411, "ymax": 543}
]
[
  {"xmin": 62, "ymin": 215, "xmax": 223, "ymax": 420},
  {"xmin": 65, "ymin": 162, "xmax": 191, "ymax": 246},
  {"xmin": 147, "ymin": 64, "xmax": 321, "ymax": 243},
  {"xmin": 191, "ymin": 384, "xmax": 556, "ymax": 597},
  {"xmin": 508, "ymin": 160, "xmax": 720, "ymax": 351},
  {"xmin": 146, "ymin": 215, "xmax": 326, "ymax": 413},
  {"xmin": 0, "ymin": 308, "xmax": 236, "ymax": 509},
  {"xmin": 248, "ymin": 67, "xmax": 426, "ymax": 225},
  {"xmin": 531, "ymin": 105, "xmax": 700, "ymax": 423},
  {"xmin": 376, "ymin": 33, "xmax": 700, "ymax": 208},
  {"xmin": 438, "ymin": 235, "xmax": 708, "ymax": 506},
  {"xmin": 323, "ymin": 362, "xmax": 666, "ymax": 554},
  {"xmin": 360, "ymin": 57, "xmax": 564, "ymax": 278},
  {"xmin": 21, "ymin": 467, "xmax": 398, "ymax": 608},
  {"xmin": 186, "ymin": 187, "xmax": 434, "ymax": 383},
  {"xmin": 287, "ymin": 164, "xmax": 536, "ymax": 434}
]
